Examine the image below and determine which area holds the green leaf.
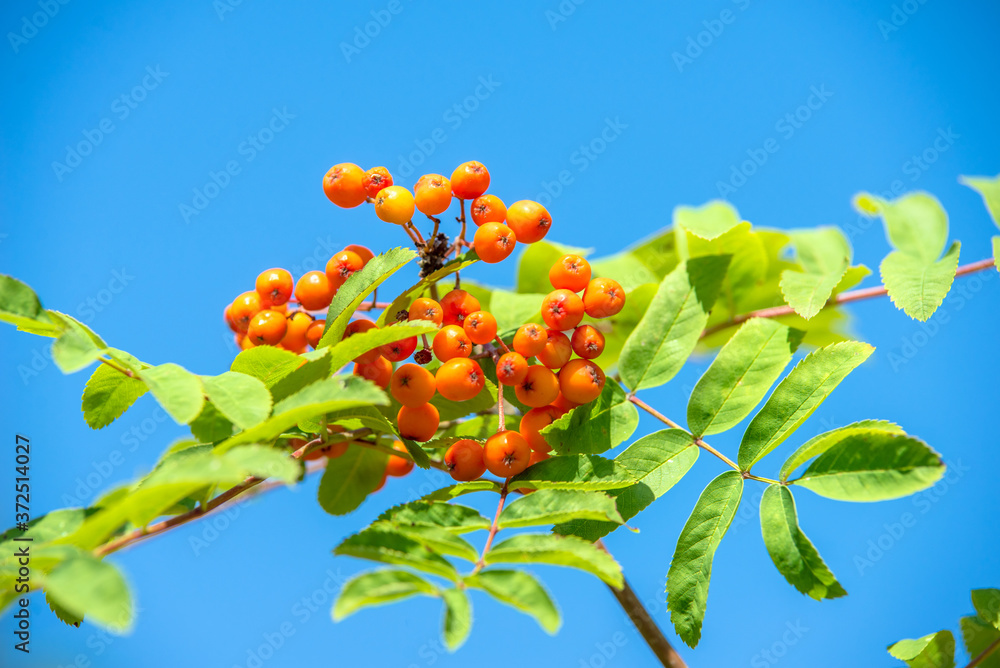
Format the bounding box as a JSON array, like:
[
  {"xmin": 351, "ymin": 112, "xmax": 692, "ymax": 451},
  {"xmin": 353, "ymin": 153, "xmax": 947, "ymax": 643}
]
[
  {"xmin": 81, "ymin": 363, "xmax": 148, "ymax": 429},
  {"xmin": 139, "ymin": 363, "xmax": 205, "ymax": 424},
  {"xmin": 484, "ymin": 534, "xmax": 623, "ymax": 587},
  {"xmin": 960, "ymin": 616, "xmax": 1000, "ymax": 668},
  {"xmin": 333, "ymin": 569, "xmax": 437, "ymax": 621},
  {"xmin": 1, "ymin": 508, "xmax": 88, "ymax": 545},
  {"xmin": 960, "ymin": 173, "xmax": 1000, "ymax": 228},
  {"xmin": 377, "ymin": 248, "xmax": 480, "ymax": 326},
  {"xmin": 630, "ymin": 228, "xmax": 681, "ymax": 279},
  {"xmin": 780, "ymin": 227, "xmax": 852, "ymax": 320},
  {"xmin": 517, "ymin": 240, "xmax": 591, "ymax": 294},
  {"xmin": 738, "ymin": 341, "xmax": 874, "ymax": 471},
  {"xmin": 217, "ymin": 376, "xmax": 388, "ymax": 451},
  {"xmin": 44, "ymin": 553, "xmax": 133, "ymax": 632},
  {"xmin": 554, "ymin": 429, "xmax": 698, "ymax": 542},
  {"xmin": 334, "ymin": 527, "xmax": 459, "ymax": 582},
  {"xmin": 319, "ymin": 247, "xmax": 417, "ymax": 347},
  {"xmin": 972, "ymin": 589, "xmax": 1000, "ymax": 631},
  {"xmin": 49, "ymin": 316, "xmax": 107, "ymax": 374},
  {"xmin": 994, "ymin": 237, "xmax": 1000, "ymax": 273},
  {"xmin": 188, "ymin": 401, "xmax": 234, "ymax": 443},
  {"xmin": 541, "ymin": 381, "xmax": 638, "ymax": 455},
  {"xmin": 791, "ymin": 431, "xmax": 945, "ymax": 501},
  {"xmin": 421, "ymin": 480, "xmax": 503, "ymax": 502},
  {"xmin": 268, "ymin": 348, "xmax": 333, "ymax": 404},
  {"xmin": 779, "ymin": 420, "xmax": 905, "ymax": 481},
  {"xmin": 862, "ymin": 191, "xmax": 950, "ymax": 263},
  {"xmin": 499, "ymin": 490, "xmax": 623, "ymax": 529},
  {"xmin": 881, "ymin": 242, "xmax": 961, "ymax": 321},
  {"xmin": 0, "ymin": 274, "xmax": 53, "ymax": 330},
  {"xmin": 490, "ymin": 290, "xmax": 544, "ymax": 333},
  {"xmin": 46, "ymin": 591, "xmax": 83, "ymax": 627},
  {"xmin": 687, "ymin": 318, "xmax": 803, "ymax": 437},
  {"xmin": 674, "ymin": 200, "xmax": 741, "ymax": 241},
  {"xmin": 376, "ymin": 522, "xmax": 479, "ymax": 562},
  {"xmin": 318, "ymin": 446, "xmax": 387, "ymax": 515},
  {"xmin": 595, "ymin": 283, "xmax": 657, "ymax": 371},
  {"xmin": 327, "ymin": 320, "xmax": 438, "ymax": 375},
  {"xmin": 202, "ymin": 371, "xmax": 272, "ymax": 429},
  {"xmin": 465, "ymin": 570, "xmax": 560, "ymax": 634},
  {"xmin": 376, "ymin": 501, "xmax": 490, "ymax": 533},
  {"xmin": 619, "ymin": 255, "xmax": 731, "ymax": 391},
  {"xmin": 888, "ymin": 631, "xmax": 955, "ymax": 668},
  {"xmin": 759, "ymin": 485, "xmax": 845, "ymax": 600},
  {"xmin": 667, "ymin": 470, "xmax": 743, "ymax": 648},
  {"xmin": 509, "ymin": 454, "xmax": 636, "ymax": 491},
  {"xmin": 679, "ymin": 223, "xmax": 768, "ymax": 319},
  {"xmin": 231, "ymin": 346, "xmax": 304, "ymax": 388},
  {"xmin": 588, "ymin": 250, "xmax": 659, "ymax": 292},
  {"xmin": 441, "ymin": 588, "xmax": 472, "ymax": 650},
  {"xmin": 780, "ymin": 272, "xmax": 846, "ymax": 321}
]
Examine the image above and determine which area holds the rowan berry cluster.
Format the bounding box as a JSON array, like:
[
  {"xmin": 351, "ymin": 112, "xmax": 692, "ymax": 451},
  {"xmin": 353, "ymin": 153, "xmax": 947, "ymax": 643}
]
[{"xmin": 221, "ymin": 159, "xmax": 626, "ymax": 492}]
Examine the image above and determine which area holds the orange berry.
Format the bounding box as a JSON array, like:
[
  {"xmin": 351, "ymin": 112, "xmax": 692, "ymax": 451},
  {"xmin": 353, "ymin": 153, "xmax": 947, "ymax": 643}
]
[
  {"xmin": 440, "ymin": 289, "xmax": 481, "ymax": 326},
  {"xmin": 238, "ymin": 334, "xmax": 255, "ymax": 350},
  {"xmin": 541, "ymin": 289, "xmax": 585, "ymax": 331},
  {"xmin": 375, "ymin": 185, "xmax": 416, "ymax": 224},
  {"xmin": 450, "ymin": 161, "xmax": 490, "ymax": 200},
  {"xmin": 558, "ymin": 359, "xmax": 606, "ymax": 404},
  {"xmin": 506, "ymin": 200, "xmax": 551, "ymax": 243},
  {"xmin": 515, "ymin": 365, "xmax": 560, "ymax": 408},
  {"xmin": 470, "ymin": 194, "xmax": 507, "ymax": 227},
  {"xmin": 385, "ymin": 441, "xmax": 414, "ymax": 477},
  {"xmin": 397, "ymin": 403, "xmax": 440, "ymax": 442},
  {"xmin": 255, "ymin": 268, "xmax": 294, "ymax": 308},
  {"xmin": 496, "ymin": 351, "xmax": 529, "ymax": 385},
  {"xmin": 303, "ymin": 427, "xmax": 350, "ymax": 460},
  {"xmin": 473, "ymin": 222, "xmax": 517, "ymax": 263},
  {"xmin": 247, "ymin": 309, "xmax": 288, "ymax": 346},
  {"xmin": 280, "ymin": 310, "xmax": 313, "ymax": 352},
  {"xmin": 408, "ymin": 297, "xmax": 444, "ymax": 326},
  {"xmin": 483, "ymin": 430, "xmax": 531, "ymax": 477},
  {"xmin": 519, "ymin": 405, "xmax": 561, "ymax": 452},
  {"xmin": 414, "ymin": 174, "xmax": 453, "ymax": 216},
  {"xmin": 380, "ymin": 332, "xmax": 418, "ymax": 362},
  {"xmin": 354, "ymin": 356, "xmax": 393, "ymax": 389},
  {"xmin": 224, "ymin": 304, "xmax": 239, "ymax": 333},
  {"xmin": 571, "ymin": 324, "xmax": 605, "ymax": 359},
  {"xmin": 295, "ymin": 271, "xmax": 335, "ymax": 311},
  {"xmin": 549, "ymin": 254, "xmax": 591, "ymax": 293},
  {"xmin": 463, "ymin": 310, "xmax": 497, "ymax": 345},
  {"xmin": 344, "ymin": 244, "xmax": 375, "ymax": 266},
  {"xmin": 582, "ymin": 278, "xmax": 626, "ymax": 318},
  {"xmin": 390, "ymin": 363, "xmax": 436, "ymax": 407},
  {"xmin": 528, "ymin": 450, "xmax": 550, "ymax": 466},
  {"xmin": 513, "ymin": 323, "xmax": 548, "ymax": 358},
  {"xmin": 432, "ymin": 325, "xmax": 473, "ymax": 362},
  {"xmin": 343, "ymin": 319, "xmax": 380, "ymax": 364},
  {"xmin": 551, "ymin": 392, "xmax": 579, "ymax": 414},
  {"xmin": 444, "ymin": 439, "xmax": 487, "ymax": 481},
  {"xmin": 325, "ymin": 250, "xmax": 365, "ymax": 292},
  {"xmin": 536, "ymin": 330, "xmax": 572, "ymax": 369},
  {"xmin": 435, "ymin": 358, "xmax": 485, "ymax": 402},
  {"xmin": 306, "ymin": 319, "xmax": 326, "ymax": 349},
  {"xmin": 362, "ymin": 167, "xmax": 393, "ymax": 199},
  {"xmin": 323, "ymin": 163, "xmax": 366, "ymax": 208},
  {"xmin": 230, "ymin": 291, "xmax": 262, "ymax": 333}
]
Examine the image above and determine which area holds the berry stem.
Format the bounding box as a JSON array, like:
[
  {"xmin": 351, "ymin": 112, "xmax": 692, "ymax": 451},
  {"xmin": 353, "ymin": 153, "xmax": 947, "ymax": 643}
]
[
  {"xmin": 473, "ymin": 477, "xmax": 509, "ymax": 573},
  {"xmin": 401, "ymin": 223, "xmax": 421, "ymax": 246},
  {"xmin": 493, "ymin": 335, "xmax": 511, "ymax": 354},
  {"xmin": 701, "ymin": 256, "xmax": 997, "ymax": 339},
  {"xmin": 497, "ymin": 379, "xmax": 506, "ymax": 433},
  {"xmin": 98, "ymin": 357, "xmax": 134, "ymax": 378},
  {"xmin": 405, "ymin": 221, "xmax": 426, "ymax": 246},
  {"xmin": 428, "ymin": 214, "xmax": 441, "ymax": 238}
]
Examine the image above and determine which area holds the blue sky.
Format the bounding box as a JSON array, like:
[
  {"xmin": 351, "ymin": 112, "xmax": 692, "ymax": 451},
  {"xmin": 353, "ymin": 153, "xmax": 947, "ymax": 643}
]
[{"xmin": 2, "ymin": 1, "xmax": 999, "ymax": 666}]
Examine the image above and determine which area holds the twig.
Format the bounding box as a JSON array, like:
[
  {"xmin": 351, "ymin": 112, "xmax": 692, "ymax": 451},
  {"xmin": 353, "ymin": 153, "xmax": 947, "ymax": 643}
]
[
  {"xmin": 473, "ymin": 478, "xmax": 509, "ymax": 573},
  {"xmin": 701, "ymin": 257, "xmax": 996, "ymax": 338},
  {"xmin": 966, "ymin": 636, "xmax": 1000, "ymax": 668},
  {"xmin": 98, "ymin": 357, "xmax": 134, "ymax": 377}
]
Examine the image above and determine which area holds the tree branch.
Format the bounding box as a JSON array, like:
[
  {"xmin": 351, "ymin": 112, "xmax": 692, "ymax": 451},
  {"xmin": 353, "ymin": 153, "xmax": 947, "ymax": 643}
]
[
  {"xmin": 627, "ymin": 393, "xmax": 739, "ymax": 470},
  {"xmin": 701, "ymin": 257, "xmax": 996, "ymax": 339},
  {"xmin": 966, "ymin": 635, "xmax": 1000, "ymax": 668},
  {"xmin": 473, "ymin": 478, "xmax": 509, "ymax": 573}
]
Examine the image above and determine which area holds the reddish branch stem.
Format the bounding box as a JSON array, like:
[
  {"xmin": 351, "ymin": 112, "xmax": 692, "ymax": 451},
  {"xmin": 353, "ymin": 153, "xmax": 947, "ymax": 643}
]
[
  {"xmin": 474, "ymin": 478, "xmax": 509, "ymax": 573},
  {"xmin": 702, "ymin": 257, "xmax": 996, "ymax": 338}
]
